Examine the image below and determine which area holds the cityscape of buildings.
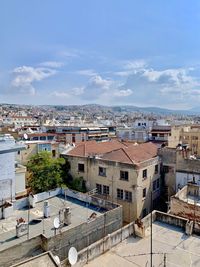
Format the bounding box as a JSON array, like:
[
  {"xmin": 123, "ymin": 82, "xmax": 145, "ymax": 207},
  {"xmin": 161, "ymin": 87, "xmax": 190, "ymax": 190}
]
[
  {"xmin": 0, "ymin": 103, "xmax": 200, "ymax": 266},
  {"xmin": 2, "ymin": 1, "xmax": 200, "ymax": 266}
]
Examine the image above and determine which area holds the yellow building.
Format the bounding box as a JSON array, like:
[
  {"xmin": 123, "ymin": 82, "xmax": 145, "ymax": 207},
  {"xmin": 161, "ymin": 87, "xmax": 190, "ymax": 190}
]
[
  {"xmin": 168, "ymin": 125, "xmax": 200, "ymax": 155},
  {"xmin": 63, "ymin": 140, "xmax": 160, "ymax": 222},
  {"xmin": 16, "ymin": 141, "xmax": 60, "ymax": 165}
]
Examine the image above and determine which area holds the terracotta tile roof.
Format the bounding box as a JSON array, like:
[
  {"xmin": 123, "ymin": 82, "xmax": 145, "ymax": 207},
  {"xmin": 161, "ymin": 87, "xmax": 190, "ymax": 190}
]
[
  {"xmin": 66, "ymin": 140, "xmax": 129, "ymax": 157},
  {"xmin": 102, "ymin": 142, "xmax": 158, "ymax": 164},
  {"xmin": 66, "ymin": 140, "xmax": 158, "ymax": 164}
]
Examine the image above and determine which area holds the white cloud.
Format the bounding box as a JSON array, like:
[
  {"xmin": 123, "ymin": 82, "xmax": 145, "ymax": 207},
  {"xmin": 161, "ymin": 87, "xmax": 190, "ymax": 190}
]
[
  {"xmin": 59, "ymin": 49, "xmax": 81, "ymax": 58},
  {"xmin": 88, "ymin": 75, "xmax": 112, "ymax": 90},
  {"xmin": 113, "ymin": 70, "xmax": 134, "ymax": 77},
  {"xmin": 51, "ymin": 91, "xmax": 70, "ymax": 98},
  {"xmin": 39, "ymin": 61, "xmax": 64, "ymax": 68},
  {"xmin": 75, "ymin": 69, "xmax": 97, "ymax": 76},
  {"xmin": 120, "ymin": 65, "xmax": 200, "ymax": 106},
  {"xmin": 51, "ymin": 87, "xmax": 84, "ymax": 98},
  {"xmin": 71, "ymin": 87, "xmax": 84, "ymax": 95},
  {"xmin": 123, "ymin": 59, "xmax": 147, "ymax": 70},
  {"xmin": 11, "ymin": 66, "xmax": 57, "ymax": 95},
  {"xmin": 114, "ymin": 89, "xmax": 133, "ymax": 97},
  {"xmin": 114, "ymin": 59, "xmax": 147, "ymax": 77}
]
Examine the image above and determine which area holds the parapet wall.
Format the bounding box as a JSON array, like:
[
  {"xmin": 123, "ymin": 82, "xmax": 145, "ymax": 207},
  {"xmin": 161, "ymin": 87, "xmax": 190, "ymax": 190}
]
[
  {"xmin": 0, "ymin": 236, "xmax": 43, "ymax": 267},
  {"xmin": 67, "ymin": 222, "xmax": 134, "ymax": 267},
  {"xmin": 0, "ymin": 188, "xmax": 122, "ymax": 266},
  {"xmin": 42, "ymin": 205, "xmax": 122, "ymax": 261},
  {"xmin": 134, "ymin": 210, "xmax": 188, "ymax": 238},
  {"xmin": 170, "ymin": 196, "xmax": 200, "ymax": 222}
]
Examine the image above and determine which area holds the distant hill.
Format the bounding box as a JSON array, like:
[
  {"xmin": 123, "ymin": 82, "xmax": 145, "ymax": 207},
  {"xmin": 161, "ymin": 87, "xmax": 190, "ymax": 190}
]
[
  {"xmin": 1, "ymin": 102, "xmax": 200, "ymax": 115},
  {"xmin": 111, "ymin": 105, "xmax": 200, "ymax": 115}
]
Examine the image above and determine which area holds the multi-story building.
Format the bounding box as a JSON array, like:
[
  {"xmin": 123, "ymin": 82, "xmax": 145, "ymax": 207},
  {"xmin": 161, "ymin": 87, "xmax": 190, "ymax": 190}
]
[
  {"xmin": 170, "ymin": 183, "xmax": 200, "ymax": 223},
  {"xmin": 62, "ymin": 140, "xmax": 160, "ymax": 222},
  {"xmin": 42, "ymin": 125, "xmax": 116, "ymax": 143},
  {"xmin": 168, "ymin": 125, "xmax": 200, "ymax": 155},
  {"xmin": 3, "ymin": 116, "xmax": 37, "ymax": 126},
  {"xmin": 16, "ymin": 140, "xmax": 60, "ymax": 165},
  {"xmin": 116, "ymin": 127, "xmax": 149, "ymax": 142},
  {"xmin": 0, "ymin": 134, "xmax": 26, "ymax": 201},
  {"xmin": 149, "ymin": 125, "xmax": 171, "ymax": 143}
]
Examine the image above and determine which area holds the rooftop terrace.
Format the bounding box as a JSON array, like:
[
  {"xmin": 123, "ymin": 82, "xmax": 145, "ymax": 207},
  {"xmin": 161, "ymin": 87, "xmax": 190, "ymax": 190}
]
[
  {"xmin": 0, "ymin": 194, "xmax": 104, "ymax": 251},
  {"xmin": 85, "ymin": 221, "xmax": 200, "ymax": 267}
]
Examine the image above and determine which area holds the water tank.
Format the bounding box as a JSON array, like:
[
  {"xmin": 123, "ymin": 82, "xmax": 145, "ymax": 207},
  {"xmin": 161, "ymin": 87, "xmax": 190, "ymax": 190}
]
[
  {"xmin": 28, "ymin": 193, "xmax": 36, "ymax": 208},
  {"xmin": 44, "ymin": 200, "xmax": 50, "ymax": 218},
  {"xmin": 64, "ymin": 207, "xmax": 71, "ymax": 225}
]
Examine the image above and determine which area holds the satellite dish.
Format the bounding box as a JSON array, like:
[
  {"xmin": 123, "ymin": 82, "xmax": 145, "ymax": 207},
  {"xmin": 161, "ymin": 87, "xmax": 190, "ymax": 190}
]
[
  {"xmin": 68, "ymin": 247, "xmax": 78, "ymax": 265},
  {"xmin": 54, "ymin": 217, "xmax": 60, "ymax": 229},
  {"xmin": 24, "ymin": 133, "xmax": 28, "ymax": 140}
]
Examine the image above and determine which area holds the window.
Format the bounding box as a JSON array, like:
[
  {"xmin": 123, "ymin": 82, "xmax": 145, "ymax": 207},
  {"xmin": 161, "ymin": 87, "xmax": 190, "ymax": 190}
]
[
  {"xmin": 120, "ymin": 171, "xmax": 129, "ymax": 181},
  {"xmin": 142, "ymin": 169, "xmax": 147, "ymax": 179},
  {"xmin": 163, "ymin": 166, "xmax": 169, "ymax": 173},
  {"xmin": 153, "ymin": 180, "xmax": 157, "ymax": 191},
  {"xmin": 103, "ymin": 185, "xmax": 109, "ymax": 195},
  {"xmin": 143, "ymin": 188, "xmax": 146, "ymax": 198},
  {"xmin": 72, "ymin": 133, "xmax": 76, "ymax": 143},
  {"xmin": 155, "ymin": 164, "xmax": 159, "ymax": 174},
  {"xmin": 99, "ymin": 167, "xmax": 106, "ymax": 177},
  {"xmin": 96, "ymin": 184, "xmax": 102, "ymax": 194},
  {"xmin": 125, "ymin": 191, "xmax": 132, "ymax": 202},
  {"xmin": 142, "ymin": 208, "xmax": 147, "ymax": 218},
  {"xmin": 78, "ymin": 163, "xmax": 85, "ymax": 172},
  {"xmin": 52, "ymin": 150, "xmax": 56, "ymax": 157},
  {"xmin": 156, "ymin": 179, "xmax": 160, "ymax": 189},
  {"xmin": 117, "ymin": 189, "xmax": 123, "ymax": 200}
]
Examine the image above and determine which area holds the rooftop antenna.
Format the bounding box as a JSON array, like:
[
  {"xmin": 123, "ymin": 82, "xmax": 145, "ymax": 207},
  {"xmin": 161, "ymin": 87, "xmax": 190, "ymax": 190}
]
[
  {"xmin": 53, "ymin": 217, "xmax": 60, "ymax": 235},
  {"xmin": 68, "ymin": 247, "xmax": 78, "ymax": 266},
  {"xmin": 23, "ymin": 133, "xmax": 28, "ymax": 140}
]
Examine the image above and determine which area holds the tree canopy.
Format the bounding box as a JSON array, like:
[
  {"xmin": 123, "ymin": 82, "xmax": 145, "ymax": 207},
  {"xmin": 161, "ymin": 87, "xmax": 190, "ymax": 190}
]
[{"xmin": 27, "ymin": 151, "xmax": 65, "ymax": 193}]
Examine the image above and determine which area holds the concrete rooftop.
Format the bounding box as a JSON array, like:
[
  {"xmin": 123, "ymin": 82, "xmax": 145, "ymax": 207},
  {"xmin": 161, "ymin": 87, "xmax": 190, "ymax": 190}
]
[
  {"xmin": 11, "ymin": 251, "xmax": 59, "ymax": 267},
  {"xmin": 85, "ymin": 221, "xmax": 200, "ymax": 267},
  {"xmin": 0, "ymin": 195, "xmax": 104, "ymax": 251}
]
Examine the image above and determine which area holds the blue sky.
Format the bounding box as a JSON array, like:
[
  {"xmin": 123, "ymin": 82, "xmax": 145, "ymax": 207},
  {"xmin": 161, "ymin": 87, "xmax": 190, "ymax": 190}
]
[{"xmin": 1, "ymin": 0, "xmax": 200, "ymax": 109}]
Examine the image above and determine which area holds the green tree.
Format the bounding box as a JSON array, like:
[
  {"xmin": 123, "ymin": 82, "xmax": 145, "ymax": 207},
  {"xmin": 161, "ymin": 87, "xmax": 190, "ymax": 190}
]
[{"xmin": 27, "ymin": 151, "xmax": 65, "ymax": 193}]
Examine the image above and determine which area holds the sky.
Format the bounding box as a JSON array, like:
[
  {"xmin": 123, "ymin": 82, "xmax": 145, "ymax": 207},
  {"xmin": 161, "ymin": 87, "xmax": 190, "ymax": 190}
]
[{"xmin": 1, "ymin": 0, "xmax": 200, "ymax": 109}]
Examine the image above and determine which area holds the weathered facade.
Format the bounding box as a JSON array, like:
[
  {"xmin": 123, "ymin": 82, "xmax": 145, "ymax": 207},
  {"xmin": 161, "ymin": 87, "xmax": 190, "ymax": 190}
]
[
  {"xmin": 63, "ymin": 140, "xmax": 161, "ymax": 222},
  {"xmin": 170, "ymin": 184, "xmax": 200, "ymax": 229}
]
